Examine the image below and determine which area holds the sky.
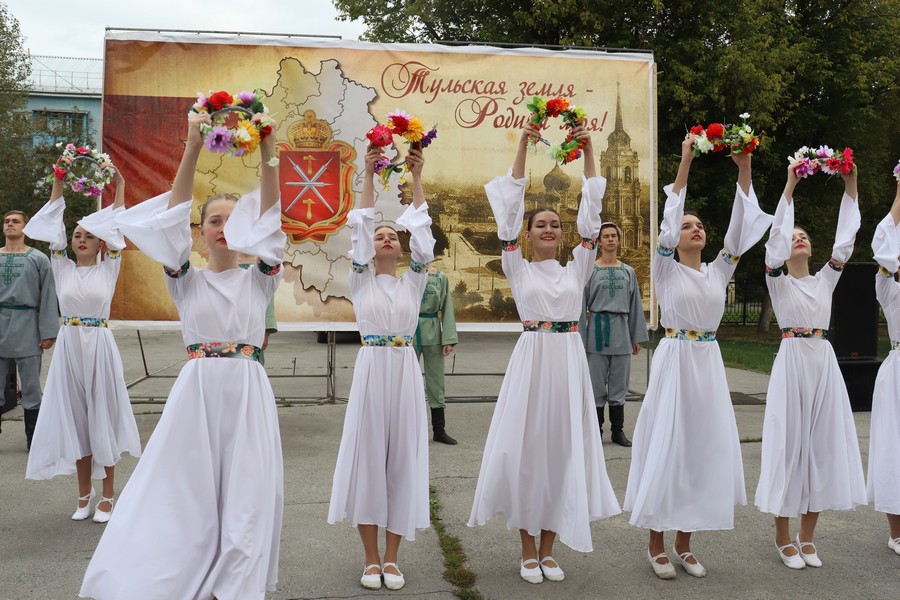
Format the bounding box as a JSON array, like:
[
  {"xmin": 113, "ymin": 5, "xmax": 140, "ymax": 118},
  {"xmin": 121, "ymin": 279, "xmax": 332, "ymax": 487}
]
[{"xmin": 4, "ymin": 0, "xmax": 367, "ymax": 58}]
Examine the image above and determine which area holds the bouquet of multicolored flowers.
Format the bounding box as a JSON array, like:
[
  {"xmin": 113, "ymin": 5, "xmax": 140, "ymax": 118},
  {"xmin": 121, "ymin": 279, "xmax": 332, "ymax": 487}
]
[
  {"xmin": 48, "ymin": 143, "xmax": 115, "ymax": 198},
  {"xmin": 893, "ymin": 159, "xmax": 900, "ymax": 182},
  {"xmin": 788, "ymin": 145, "xmax": 856, "ymax": 179},
  {"xmin": 690, "ymin": 113, "xmax": 760, "ymax": 157},
  {"xmin": 526, "ymin": 96, "xmax": 588, "ymax": 165},
  {"xmin": 365, "ymin": 109, "xmax": 437, "ymax": 189},
  {"xmin": 190, "ymin": 89, "xmax": 276, "ymax": 159}
]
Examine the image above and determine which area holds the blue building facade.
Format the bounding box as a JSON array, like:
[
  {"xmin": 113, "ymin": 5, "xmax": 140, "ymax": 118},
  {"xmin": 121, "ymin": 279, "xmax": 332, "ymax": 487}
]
[{"xmin": 26, "ymin": 55, "xmax": 102, "ymax": 148}]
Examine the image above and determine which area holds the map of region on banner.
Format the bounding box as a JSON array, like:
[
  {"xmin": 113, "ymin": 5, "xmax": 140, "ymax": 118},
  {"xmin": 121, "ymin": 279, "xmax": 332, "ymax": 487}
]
[{"xmin": 102, "ymin": 32, "xmax": 656, "ymax": 326}]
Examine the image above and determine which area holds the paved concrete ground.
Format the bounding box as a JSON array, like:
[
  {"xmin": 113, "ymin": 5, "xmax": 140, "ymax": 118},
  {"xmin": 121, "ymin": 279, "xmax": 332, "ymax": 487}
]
[{"xmin": 0, "ymin": 331, "xmax": 895, "ymax": 600}]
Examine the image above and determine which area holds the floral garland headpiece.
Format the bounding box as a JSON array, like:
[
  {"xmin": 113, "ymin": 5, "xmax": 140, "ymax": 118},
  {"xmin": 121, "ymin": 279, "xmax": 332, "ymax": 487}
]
[
  {"xmin": 526, "ymin": 96, "xmax": 587, "ymax": 165},
  {"xmin": 190, "ymin": 90, "xmax": 276, "ymax": 162},
  {"xmin": 892, "ymin": 159, "xmax": 900, "ymax": 182},
  {"xmin": 789, "ymin": 146, "xmax": 856, "ymax": 178},
  {"xmin": 365, "ymin": 110, "xmax": 437, "ymax": 189},
  {"xmin": 48, "ymin": 143, "xmax": 115, "ymax": 198},
  {"xmin": 690, "ymin": 113, "xmax": 760, "ymax": 157}
]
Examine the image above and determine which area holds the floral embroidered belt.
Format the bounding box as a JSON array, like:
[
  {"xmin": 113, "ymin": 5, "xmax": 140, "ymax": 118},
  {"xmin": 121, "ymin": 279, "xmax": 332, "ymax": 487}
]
[
  {"xmin": 665, "ymin": 328, "xmax": 717, "ymax": 342},
  {"xmin": 522, "ymin": 320, "xmax": 579, "ymax": 333},
  {"xmin": 892, "ymin": 339, "xmax": 900, "ymax": 351},
  {"xmin": 186, "ymin": 342, "xmax": 261, "ymax": 361},
  {"xmin": 781, "ymin": 327, "xmax": 828, "ymax": 340},
  {"xmin": 61, "ymin": 316, "xmax": 108, "ymax": 328},
  {"xmin": 361, "ymin": 335, "xmax": 415, "ymax": 347}
]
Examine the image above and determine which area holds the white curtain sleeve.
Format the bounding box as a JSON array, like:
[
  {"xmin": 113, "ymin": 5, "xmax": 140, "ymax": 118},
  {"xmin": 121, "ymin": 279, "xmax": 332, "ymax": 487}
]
[
  {"xmin": 115, "ymin": 192, "xmax": 192, "ymax": 271},
  {"xmin": 485, "ymin": 169, "xmax": 527, "ymax": 241},
  {"xmin": 872, "ymin": 213, "xmax": 900, "ymax": 274},
  {"xmin": 723, "ymin": 183, "xmax": 774, "ymax": 258},
  {"xmin": 831, "ymin": 192, "xmax": 861, "ymax": 264},
  {"xmin": 79, "ymin": 205, "xmax": 126, "ymax": 251},
  {"xmin": 223, "ymin": 187, "xmax": 286, "ymax": 267},
  {"xmin": 23, "ymin": 198, "xmax": 67, "ymax": 250},
  {"xmin": 576, "ymin": 175, "xmax": 606, "ymax": 239},
  {"xmin": 658, "ymin": 183, "xmax": 685, "ymax": 251},
  {"xmin": 396, "ymin": 202, "xmax": 435, "ymax": 267},
  {"xmin": 765, "ymin": 195, "xmax": 794, "ymax": 270}
]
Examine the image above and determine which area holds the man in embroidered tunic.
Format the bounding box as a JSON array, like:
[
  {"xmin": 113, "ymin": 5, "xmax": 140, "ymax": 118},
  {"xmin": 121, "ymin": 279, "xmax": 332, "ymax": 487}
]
[
  {"xmin": 579, "ymin": 222, "xmax": 648, "ymax": 447},
  {"xmin": 0, "ymin": 211, "xmax": 59, "ymax": 449},
  {"xmin": 414, "ymin": 265, "xmax": 458, "ymax": 445}
]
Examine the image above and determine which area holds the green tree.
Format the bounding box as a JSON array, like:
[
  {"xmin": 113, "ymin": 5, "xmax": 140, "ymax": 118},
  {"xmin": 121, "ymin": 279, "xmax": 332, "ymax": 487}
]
[{"xmin": 0, "ymin": 2, "xmax": 34, "ymax": 221}]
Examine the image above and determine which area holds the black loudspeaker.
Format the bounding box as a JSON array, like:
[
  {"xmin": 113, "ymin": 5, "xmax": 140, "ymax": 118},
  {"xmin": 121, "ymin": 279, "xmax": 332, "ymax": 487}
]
[
  {"xmin": 829, "ymin": 262, "xmax": 879, "ymax": 359},
  {"xmin": 1, "ymin": 371, "xmax": 17, "ymax": 415},
  {"xmin": 828, "ymin": 262, "xmax": 881, "ymax": 412}
]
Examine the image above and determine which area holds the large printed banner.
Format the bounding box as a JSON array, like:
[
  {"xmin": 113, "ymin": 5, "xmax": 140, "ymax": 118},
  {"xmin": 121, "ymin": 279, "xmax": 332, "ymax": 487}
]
[{"xmin": 103, "ymin": 31, "xmax": 656, "ymax": 325}]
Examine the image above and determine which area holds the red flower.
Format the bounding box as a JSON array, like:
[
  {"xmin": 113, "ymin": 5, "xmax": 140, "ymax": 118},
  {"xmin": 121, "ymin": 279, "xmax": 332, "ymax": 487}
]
[
  {"xmin": 388, "ymin": 115, "xmax": 409, "ymax": 135},
  {"xmin": 705, "ymin": 122, "xmax": 725, "ymax": 141},
  {"xmin": 743, "ymin": 137, "xmax": 759, "ymax": 154},
  {"xmin": 366, "ymin": 124, "xmax": 393, "ymax": 147},
  {"xmin": 76, "ymin": 146, "xmax": 89, "ymax": 154},
  {"xmin": 690, "ymin": 124, "xmax": 705, "ymax": 135},
  {"xmin": 208, "ymin": 91, "xmax": 234, "ymax": 111},
  {"xmin": 53, "ymin": 165, "xmax": 67, "ymax": 180},
  {"xmin": 546, "ymin": 97, "xmax": 570, "ymax": 118},
  {"xmin": 259, "ymin": 125, "xmax": 272, "ymax": 138},
  {"xmin": 825, "ymin": 156, "xmax": 842, "ymax": 172}
]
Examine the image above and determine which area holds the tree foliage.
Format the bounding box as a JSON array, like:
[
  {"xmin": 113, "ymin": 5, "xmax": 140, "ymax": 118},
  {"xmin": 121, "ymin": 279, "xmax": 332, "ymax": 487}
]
[{"xmin": 334, "ymin": 0, "xmax": 900, "ymax": 273}]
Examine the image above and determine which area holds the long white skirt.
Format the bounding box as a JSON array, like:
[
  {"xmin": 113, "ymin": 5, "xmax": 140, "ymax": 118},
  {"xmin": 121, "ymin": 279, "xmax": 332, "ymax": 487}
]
[
  {"xmin": 625, "ymin": 338, "xmax": 746, "ymax": 531},
  {"xmin": 755, "ymin": 338, "xmax": 866, "ymax": 517},
  {"xmin": 27, "ymin": 327, "xmax": 141, "ymax": 480},
  {"xmin": 468, "ymin": 332, "xmax": 621, "ymax": 553},
  {"xmin": 868, "ymin": 350, "xmax": 900, "ymax": 514},
  {"xmin": 80, "ymin": 358, "xmax": 283, "ymax": 600},
  {"xmin": 328, "ymin": 345, "xmax": 430, "ymax": 540}
]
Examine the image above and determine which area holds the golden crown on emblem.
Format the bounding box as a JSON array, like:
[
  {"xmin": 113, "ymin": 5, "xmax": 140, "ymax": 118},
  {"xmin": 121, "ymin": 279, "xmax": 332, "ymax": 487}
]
[{"xmin": 289, "ymin": 109, "xmax": 333, "ymax": 149}]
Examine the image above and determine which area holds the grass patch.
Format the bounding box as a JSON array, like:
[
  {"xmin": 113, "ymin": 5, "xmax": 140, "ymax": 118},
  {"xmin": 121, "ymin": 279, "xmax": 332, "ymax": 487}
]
[
  {"xmin": 430, "ymin": 485, "xmax": 486, "ymax": 600},
  {"xmin": 646, "ymin": 325, "xmax": 781, "ymax": 373}
]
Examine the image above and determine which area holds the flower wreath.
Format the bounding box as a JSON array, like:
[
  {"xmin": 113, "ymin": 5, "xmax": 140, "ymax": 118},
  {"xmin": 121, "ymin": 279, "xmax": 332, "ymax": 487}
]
[
  {"xmin": 525, "ymin": 96, "xmax": 588, "ymax": 165},
  {"xmin": 365, "ymin": 110, "xmax": 437, "ymax": 189},
  {"xmin": 892, "ymin": 159, "xmax": 900, "ymax": 183},
  {"xmin": 690, "ymin": 113, "xmax": 760, "ymax": 157},
  {"xmin": 789, "ymin": 145, "xmax": 856, "ymax": 179},
  {"xmin": 190, "ymin": 90, "xmax": 277, "ymax": 164},
  {"xmin": 49, "ymin": 143, "xmax": 115, "ymax": 198}
]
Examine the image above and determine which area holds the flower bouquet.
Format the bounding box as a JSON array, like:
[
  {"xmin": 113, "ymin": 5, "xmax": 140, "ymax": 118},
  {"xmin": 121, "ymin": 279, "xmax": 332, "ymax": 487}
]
[
  {"xmin": 788, "ymin": 146, "xmax": 856, "ymax": 179},
  {"xmin": 190, "ymin": 90, "xmax": 276, "ymax": 159},
  {"xmin": 365, "ymin": 110, "xmax": 437, "ymax": 189},
  {"xmin": 48, "ymin": 143, "xmax": 115, "ymax": 198},
  {"xmin": 525, "ymin": 96, "xmax": 587, "ymax": 165},
  {"xmin": 690, "ymin": 113, "xmax": 760, "ymax": 157}
]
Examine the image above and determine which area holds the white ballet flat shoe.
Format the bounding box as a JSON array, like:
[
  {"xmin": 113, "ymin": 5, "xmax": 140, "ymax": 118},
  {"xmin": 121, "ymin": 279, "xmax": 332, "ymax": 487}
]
[
  {"xmin": 673, "ymin": 547, "xmax": 707, "ymax": 578},
  {"xmin": 646, "ymin": 547, "xmax": 676, "ymax": 580},
  {"xmin": 360, "ymin": 564, "xmax": 382, "ymax": 590},
  {"xmin": 92, "ymin": 496, "xmax": 114, "ymax": 523},
  {"xmin": 888, "ymin": 537, "xmax": 900, "ymax": 556},
  {"xmin": 796, "ymin": 534, "xmax": 822, "ymax": 568},
  {"xmin": 71, "ymin": 488, "xmax": 95, "ymax": 521},
  {"xmin": 776, "ymin": 542, "xmax": 806, "ymax": 569},
  {"xmin": 520, "ymin": 558, "xmax": 543, "ymax": 584},
  {"xmin": 539, "ymin": 556, "xmax": 565, "ymax": 582},
  {"xmin": 382, "ymin": 562, "xmax": 405, "ymax": 590}
]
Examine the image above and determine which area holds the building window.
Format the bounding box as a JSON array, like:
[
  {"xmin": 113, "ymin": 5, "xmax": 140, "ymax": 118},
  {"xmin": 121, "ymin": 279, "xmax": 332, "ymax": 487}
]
[
  {"xmin": 32, "ymin": 110, "xmax": 90, "ymax": 147},
  {"xmin": 624, "ymin": 166, "xmax": 632, "ymax": 183}
]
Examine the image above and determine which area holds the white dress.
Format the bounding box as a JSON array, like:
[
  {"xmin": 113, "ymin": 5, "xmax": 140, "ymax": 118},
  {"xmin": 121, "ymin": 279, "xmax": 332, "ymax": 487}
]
[
  {"xmin": 754, "ymin": 193, "xmax": 866, "ymax": 517},
  {"xmin": 24, "ymin": 200, "xmax": 141, "ymax": 480},
  {"xmin": 328, "ymin": 203, "xmax": 434, "ymax": 540},
  {"xmin": 467, "ymin": 172, "xmax": 621, "ymax": 553},
  {"xmin": 80, "ymin": 190, "xmax": 286, "ymax": 600},
  {"xmin": 867, "ymin": 213, "xmax": 900, "ymax": 513},
  {"xmin": 624, "ymin": 183, "xmax": 772, "ymax": 531}
]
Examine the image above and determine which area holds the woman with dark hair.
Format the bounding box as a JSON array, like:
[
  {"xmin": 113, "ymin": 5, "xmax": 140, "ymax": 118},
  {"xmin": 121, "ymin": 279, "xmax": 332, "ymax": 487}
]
[
  {"xmin": 328, "ymin": 146, "xmax": 433, "ymax": 591},
  {"xmin": 469, "ymin": 124, "xmax": 620, "ymax": 584},
  {"xmin": 24, "ymin": 164, "xmax": 141, "ymax": 523},
  {"xmin": 81, "ymin": 112, "xmax": 285, "ymax": 600},
  {"xmin": 624, "ymin": 133, "xmax": 772, "ymax": 579},
  {"xmin": 755, "ymin": 161, "xmax": 865, "ymax": 569},
  {"xmin": 869, "ymin": 180, "xmax": 900, "ymax": 557}
]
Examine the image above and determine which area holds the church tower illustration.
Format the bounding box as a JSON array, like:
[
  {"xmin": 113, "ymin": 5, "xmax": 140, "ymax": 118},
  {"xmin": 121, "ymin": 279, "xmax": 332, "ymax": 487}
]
[{"xmin": 599, "ymin": 85, "xmax": 645, "ymax": 253}]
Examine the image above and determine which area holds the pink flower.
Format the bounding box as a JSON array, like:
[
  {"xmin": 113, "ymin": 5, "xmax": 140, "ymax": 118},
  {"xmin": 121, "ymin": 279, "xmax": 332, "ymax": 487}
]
[
  {"xmin": 236, "ymin": 91, "xmax": 256, "ymax": 105},
  {"xmin": 366, "ymin": 124, "xmax": 393, "ymax": 147},
  {"xmin": 204, "ymin": 126, "xmax": 234, "ymax": 153}
]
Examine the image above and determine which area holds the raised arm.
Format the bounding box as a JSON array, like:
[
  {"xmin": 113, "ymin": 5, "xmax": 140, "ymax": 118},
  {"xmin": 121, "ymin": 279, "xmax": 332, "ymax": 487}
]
[
  {"xmin": 578, "ymin": 125, "xmax": 597, "ymax": 179},
  {"xmin": 259, "ymin": 123, "xmax": 278, "ymax": 216},
  {"xmin": 169, "ymin": 113, "xmax": 208, "ymax": 209},
  {"xmin": 512, "ymin": 124, "xmax": 541, "ymax": 179},
  {"xmin": 406, "ymin": 148, "xmax": 426, "ymax": 209},
  {"xmin": 49, "ymin": 156, "xmax": 69, "ymax": 203},
  {"xmin": 111, "ymin": 168, "xmax": 125, "ymax": 209},
  {"xmin": 359, "ymin": 146, "xmax": 383, "ymax": 210},
  {"xmin": 671, "ymin": 133, "xmax": 696, "ymax": 195},
  {"xmin": 892, "ymin": 181, "xmax": 900, "ymax": 226},
  {"xmin": 731, "ymin": 150, "xmax": 752, "ymax": 196}
]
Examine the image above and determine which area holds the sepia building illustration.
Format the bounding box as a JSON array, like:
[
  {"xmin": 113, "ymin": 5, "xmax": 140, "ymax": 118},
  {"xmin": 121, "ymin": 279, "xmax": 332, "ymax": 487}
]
[{"xmin": 429, "ymin": 88, "xmax": 652, "ymax": 320}]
